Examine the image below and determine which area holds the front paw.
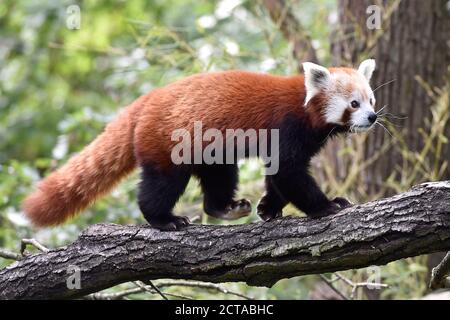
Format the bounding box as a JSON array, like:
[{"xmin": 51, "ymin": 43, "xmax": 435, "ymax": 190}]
[
  {"xmin": 332, "ymin": 197, "xmax": 353, "ymax": 209},
  {"xmin": 257, "ymin": 197, "xmax": 282, "ymax": 222},
  {"xmin": 308, "ymin": 201, "xmax": 341, "ymax": 218},
  {"xmin": 150, "ymin": 215, "xmax": 190, "ymax": 231},
  {"xmin": 224, "ymin": 199, "xmax": 252, "ymax": 220}
]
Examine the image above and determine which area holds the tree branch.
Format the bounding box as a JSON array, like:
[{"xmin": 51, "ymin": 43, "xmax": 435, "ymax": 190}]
[
  {"xmin": 1, "ymin": 181, "xmax": 450, "ymax": 299},
  {"xmin": 0, "ymin": 248, "xmax": 22, "ymax": 261},
  {"xmin": 262, "ymin": 0, "xmax": 320, "ymax": 65}
]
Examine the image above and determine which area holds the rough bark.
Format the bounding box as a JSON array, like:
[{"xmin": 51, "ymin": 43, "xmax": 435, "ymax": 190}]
[
  {"xmin": 332, "ymin": 0, "xmax": 450, "ymax": 193},
  {"xmin": 1, "ymin": 181, "xmax": 450, "ymax": 300}
]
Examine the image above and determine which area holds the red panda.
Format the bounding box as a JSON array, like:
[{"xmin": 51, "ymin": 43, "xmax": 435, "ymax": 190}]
[{"xmin": 23, "ymin": 59, "xmax": 378, "ymax": 231}]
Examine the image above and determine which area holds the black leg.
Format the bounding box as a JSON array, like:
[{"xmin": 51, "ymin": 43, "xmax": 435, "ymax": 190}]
[
  {"xmin": 257, "ymin": 176, "xmax": 287, "ymax": 221},
  {"xmin": 269, "ymin": 165, "xmax": 341, "ymax": 218},
  {"xmin": 138, "ymin": 164, "xmax": 191, "ymax": 231},
  {"xmin": 256, "ymin": 112, "xmax": 352, "ymax": 220},
  {"xmin": 194, "ymin": 164, "xmax": 251, "ymax": 220}
]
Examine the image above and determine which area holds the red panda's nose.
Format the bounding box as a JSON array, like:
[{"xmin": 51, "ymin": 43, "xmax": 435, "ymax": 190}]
[{"xmin": 368, "ymin": 113, "xmax": 378, "ymax": 124}]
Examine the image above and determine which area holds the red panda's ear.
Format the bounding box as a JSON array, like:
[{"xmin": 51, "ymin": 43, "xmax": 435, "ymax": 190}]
[
  {"xmin": 302, "ymin": 62, "xmax": 331, "ymax": 106},
  {"xmin": 358, "ymin": 59, "xmax": 376, "ymax": 81}
]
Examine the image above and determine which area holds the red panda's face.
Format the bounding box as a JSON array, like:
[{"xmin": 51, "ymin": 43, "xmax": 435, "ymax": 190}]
[{"xmin": 303, "ymin": 60, "xmax": 377, "ymax": 132}]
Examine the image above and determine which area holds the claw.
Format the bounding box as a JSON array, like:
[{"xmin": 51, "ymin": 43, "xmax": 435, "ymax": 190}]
[
  {"xmin": 150, "ymin": 215, "xmax": 191, "ymax": 231},
  {"xmin": 308, "ymin": 201, "xmax": 341, "ymax": 218},
  {"xmin": 258, "ymin": 210, "xmax": 282, "ymax": 222},
  {"xmin": 223, "ymin": 199, "xmax": 252, "ymax": 220},
  {"xmin": 333, "ymin": 197, "xmax": 353, "ymax": 209},
  {"xmin": 256, "ymin": 197, "xmax": 283, "ymax": 221}
]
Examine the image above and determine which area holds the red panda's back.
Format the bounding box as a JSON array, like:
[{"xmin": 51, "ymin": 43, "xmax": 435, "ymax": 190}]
[{"xmin": 133, "ymin": 71, "xmax": 305, "ymax": 167}]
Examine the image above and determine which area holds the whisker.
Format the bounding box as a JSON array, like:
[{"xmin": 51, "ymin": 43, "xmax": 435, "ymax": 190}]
[
  {"xmin": 373, "ymin": 79, "xmax": 396, "ymax": 93},
  {"xmin": 376, "ymin": 104, "xmax": 389, "ymax": 115},
  {"xmin": 376, "ymin": 121, "xmax": 393, "ymax": 138},
  {"xmin": 380, "ymin": 112, "xmax": 408, "ymax": 120},
  {"xmin": 377, "ymin": 118, "xmax": 403, "ymax": 128},
  {"xmin": 375, "ymin": 104, "xmax": 407, "ymax": 126},
  {"xmin": 322, "ymin": 126, "xmax": 338, "ymax": 143}
]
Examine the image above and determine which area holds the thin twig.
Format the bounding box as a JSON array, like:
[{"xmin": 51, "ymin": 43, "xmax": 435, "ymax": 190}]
[
  {"xmin": 87, "ymin": 287, "xmax": 142, "ymax": 300},
  {"xmin": 20, "ymin": 238, "xmax": 49, "ymax": 256},
  {"xmin": 0, "ymin": 248, "xmax": 22, "ymax": 261},
  {"xmin": 318, "ymin": 275, "xmax": 349, "ymax": 300},
  {"xmin": 429, "ymin": 252, "xmax": 450, "ymax": 290},
  {"xmin": 373, "ymin": 79, "xmax": 396, "ymax": 93},
  {"xmin": 86, "ymin": 285, "xmax": 193, "ymax": 300},
  {"xmin": 334, "ymin": 272, "xmax": 388, "ymax": 300},
  {"xmin": 375, "ymin": 121, "xmax": 394, "ymax": 138},
  {"xmin": 136, "ymin": 280, "xmax": 168, "ymax": 300},
  {"xmin": 155, "ymin": 280, "xmax": 254, "ymax": 300}
]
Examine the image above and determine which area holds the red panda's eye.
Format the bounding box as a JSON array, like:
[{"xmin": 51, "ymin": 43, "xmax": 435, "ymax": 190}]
[{"xmin": 351, "ymin": 100, "xmax": 360, "ymax": 108}]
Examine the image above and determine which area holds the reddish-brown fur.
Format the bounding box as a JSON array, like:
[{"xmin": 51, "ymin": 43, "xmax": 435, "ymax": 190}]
[
  {"xmin": 23, "ymin": 96, "xmax": 144, "ymax": 226},
  {"xmin": 23, "ymin": 70, "xmax": 348, "ymax": 226}
]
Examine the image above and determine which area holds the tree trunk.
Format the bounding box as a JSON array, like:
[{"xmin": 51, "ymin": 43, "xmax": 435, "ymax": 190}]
[
  {"xmin": 1, "ymin": 181, "xmax": 449, "ymax": 299},
  {"xmin": 332, "ymin": 0, "xmax": 450, "ymax": 193}
]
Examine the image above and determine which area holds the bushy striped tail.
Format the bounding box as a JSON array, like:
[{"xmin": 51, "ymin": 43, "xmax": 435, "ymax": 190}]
[{"xmin": 23, "ymin": 102, "xmax": 141, "ymax": 226}]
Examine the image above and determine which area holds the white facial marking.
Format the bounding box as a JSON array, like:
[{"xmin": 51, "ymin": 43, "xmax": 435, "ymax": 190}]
[
  {"xmin": 324, "ymin": 67, "xmax": 377, "ymax": 130},
  {"xmin": 303, "ymin": 59, "xmax": 377, "ymax": 132},
  {"xmin": 324, "ymin": 95, "xmax": 347, "ymax": 124},
  {"xmin": 349, "ymin": 81, "xmax": 376, "ymax": 130},
  {"xmin": 350, "ymin": 101, "xmax": 376, "ymax": 129},
  {"xmin": 323, "ymin": 72, "xmax": 353, "ymax": 124}
]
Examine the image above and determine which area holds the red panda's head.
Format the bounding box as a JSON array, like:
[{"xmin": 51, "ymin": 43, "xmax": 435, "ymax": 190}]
[{"xmin": 302, "ymin": 59, "xmax": 377, "ymax": 132}]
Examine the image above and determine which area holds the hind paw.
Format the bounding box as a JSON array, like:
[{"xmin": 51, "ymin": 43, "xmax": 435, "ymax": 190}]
[
  {"xmin": 205, "ymin": 199, "xmax": 252, "ymax": 220},
  {"xmin": 150, "ymin": 215, "xmax": 190, "ymax": 231},
  {"xmin": 332, "ymin": 197, "xmax": 353, "ymax": 209},
  {"xmin": 256, "ymin": 197, "xmax": 282, "ymax": 221},
  {"xmin": 220, "ymin": 199, "xmax": 252, "ymax": 220}
]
